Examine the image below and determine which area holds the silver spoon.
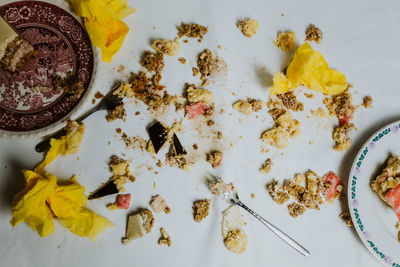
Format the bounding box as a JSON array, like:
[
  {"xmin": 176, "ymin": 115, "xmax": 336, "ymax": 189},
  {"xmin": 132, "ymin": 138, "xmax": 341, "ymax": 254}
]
[{"xmin": 211, "ymin": 177, "xmax": 310, "ymax": 257}]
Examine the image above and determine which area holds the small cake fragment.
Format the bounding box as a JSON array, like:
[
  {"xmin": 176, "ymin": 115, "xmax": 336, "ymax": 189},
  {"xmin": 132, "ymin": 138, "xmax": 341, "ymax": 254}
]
[
  {"xmin": 266, "ymin": 180, "xmax": 290, "ymax": 205},
  {"xmin": 339, "ymin": 211, "xmax": 353, "ymax": 227},
  {"xmin": 260, "ymin": 158, "xmax": 272, "ymax": 175},
  {"xmin": 288, "ymin": 203, "xmax": 306, "ymax": 218},
  {"xmin": 177, "ymin": 22, "xmax": 208, "ymax": 42},
  {"xmin": 273, "ymin": 31, "xmax": 296, "ymax": 51},
  {"xmin": 362, "ymin": 96, "xmax": 373, "ymax": 109},
  {"xmin": 221, "ymin": 205, "xmax": 248, "ymax": 254},
  {"xmin": 158, "ymin": 227, "xmax": 172, "ymax": 246},
  {"xmin": 0, "ymin": 17, "xmax": 35, "ymax": 72},
  {"xmin": 123, "ymin": 209, "xmax": 154, "ymax": 245},
  {"xmin": 106, "ymin": 103, "xmax": 126, "ymax": 122},
  {"xmin": 150, "ymin": 195, "xmax": 171, "ymax": 214},
  {"xmin": 193, "ymin": 199, "xmax": 211, "ymax": 222},
  {"xmin": 207, "ymin": 151, "xmax": 224, "ymax": 169},
  {"xmin": 210, "ymin": 179, "xmax": 236, "ymax": 197},
  {"xmin": 305, "ymin": 24, "xmax": 323, "ymax": 44},
  {"xmin": 233, "ymin": 98, "xmax": 263, "ymax": 115},
  {"xmin": 197, "ymin": 49, "xmax": 227, "ymax": 86},
  {"xmin": 277, "ymin": 91, "xmax": 304, "ymax": 112},
  {"xmin": 140, "ymin": 51, "xmax": 165, "ymax": 73},
  {"xmin": 152, "ymin": 38, "xmax": 180, "ymax": 56},
  {"xmin": 237, "ymin": 19, "xmax": 259, "ymax": 38}
]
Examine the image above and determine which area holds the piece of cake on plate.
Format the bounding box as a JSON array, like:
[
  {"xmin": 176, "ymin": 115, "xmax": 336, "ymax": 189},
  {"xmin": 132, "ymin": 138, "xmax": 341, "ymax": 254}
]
[
  {"xmin": 0, "ymin": 16, "xmax": 35, "ymax": 72},
  {"xmin": 371, "ymin": 155, "xmax": 400, "ymax": 241}
]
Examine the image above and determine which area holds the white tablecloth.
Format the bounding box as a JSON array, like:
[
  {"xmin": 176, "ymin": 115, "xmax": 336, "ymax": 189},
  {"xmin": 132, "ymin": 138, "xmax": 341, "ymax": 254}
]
[{"xmin": 1, "ymin": 0, "xmax": 400, "ymax": 266}]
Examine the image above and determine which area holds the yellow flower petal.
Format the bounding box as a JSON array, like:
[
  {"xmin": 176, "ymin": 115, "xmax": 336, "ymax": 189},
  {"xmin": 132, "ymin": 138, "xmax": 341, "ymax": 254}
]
[
  {"xmin": 10, "ymin": 170, "xmax": 57, "ymax": 238},
  {"xmin": 270, "ymin": 42, "xmax": 347, "ymax": 96},
  {"xmin": 47, "ymin": 177, "xmax": 114, "ymax": 241},
  {"xmin": 67, "ymin": 0, "xmax": 135, "ymax": 62}
]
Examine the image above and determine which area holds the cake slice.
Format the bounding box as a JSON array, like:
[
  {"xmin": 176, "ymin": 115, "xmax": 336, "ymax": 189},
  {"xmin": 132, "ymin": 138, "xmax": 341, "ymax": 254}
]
[
  {"xmin": 371, "ymin": 155, "xmax": 400, "ymax": 205},
  {"xmin": 0, "ymin": 16, "xmax": 35, "ymax": 72}
]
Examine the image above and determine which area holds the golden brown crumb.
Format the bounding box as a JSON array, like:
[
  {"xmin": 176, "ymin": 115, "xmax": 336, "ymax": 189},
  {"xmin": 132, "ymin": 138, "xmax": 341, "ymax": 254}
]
[
  {"xmin": 116, "ymin": 128, "xmax": 122, "ymax": 134},
  {"xmin": 150, "ymin": 195, "xmax": 170, "ymax": 214},
  {"xmin": 216, "ymin": 131, "xmax": 223, "ymax": 139},
  {"xmin": 237, "ymin": 19, "xmax": 259, "ymax": 38},
  {"xmin": 288, "ymin": 203, "xmax": 306, "ymax": 217},
  {"xmin": 178, "ymin": 57, "xmax": 187, "ymax": 64},
  {"xmin": 197, "ymin": 49, "xmax": 227, "ymax": 86},
  {"xmin": 120, "ymin": 133, "xmax": 147, "ymax": 151},
  {"xmin": 135, "ymin": 111, "xmax": 140, "ymax": 116},
  {"xmin": 339, "ymin": 211, "xmax": 353, "ymax": 227},
  {"xmin": 362, "ymin": 96, "xmax": 373, "ymax": 109},
  {"xmin": 260, "ymin": 158, "xmax": 272, "ymax": 175},
  {"xmin": 294, "ymin": 174, "xmax": 305, "ymax": 184},
  {"xmin": 106, "ymin": 103, "xmax": 126, "ymax": 122},
  {"xmin": 92, "ymin": 99, "xmax": 96, "ymax": 104},
  {"xmin": 192, "ymin": 67, "xmax": 199, "ymax": 77},
  {"xmin": 109, "ymin": 155, "xmax": 135, "ymax": 191},
  {"xmin": 233, "ymin": 98, "xmax": 264, "ymax": 115},
  {"xmin": 207, "ymin": 119, "xmax": 215, "ymax": 126},
  {"xmin": 95, "ymin": 91, "xmax": 104, "ymax": 99},
  {"xmin": 207, "ymin": 151, "xmax": 224, "ymax": 168},
  {"xmin": 193, "ymin": 199, "xmax": 211, "ymax": 222},
  {"xmin": 278, "ymin": 91, "xmax": 304, "ymax": 112},
  {"xmin": 304, "ymin": 93, "xmax": 314, "ymax": 98},
  {"xmin": 193, "ymin": 143, "xmax": 198, "ymax": 150},
  {"xmin": 152, "ymin": 38, "xmax": 180, "ymax": 56},
  {"xmin": 310, "ymin": 107, "xmax": 327, "ymax": 118},
  {"xmin": 117, "ymin": 65, "xmax": 126, "ymax": 73},
  {"xmin": 267, "ymin": 180, "xmax": 290, "ymax": 205},
  {"xmin": 158, "ymin": 228, "xmax": 172, "ymax": 246},
  {"xmin": 177, "ymin": 22, "xmax": 209, "ymax": 42},
  {"xmin": 333, "ymin": 123, "xmax": 355, "ymax": 151},
  {"xmin": 140, "ymin": 51, "xmax": 165, "ymax": 73},
  {"xmin": 250, "ymin": 193, "xmax": 255, "ymax": 199},
  {"xmin": 224, "ymin": 229, "xmax": 248, "ymax": 254},
  {"xmin": 274, "ymin": 31, "xmax": 296, "ymax": 51},
  {"xmin": 305, "ymin": 24, "xmax": 323, "ymax": 44}
]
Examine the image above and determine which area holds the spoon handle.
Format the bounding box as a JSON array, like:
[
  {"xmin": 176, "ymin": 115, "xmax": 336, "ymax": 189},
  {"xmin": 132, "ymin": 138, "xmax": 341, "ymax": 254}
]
[{"xmin": 235, "ymin": 200, "xmax": 310, "ymax": 257}]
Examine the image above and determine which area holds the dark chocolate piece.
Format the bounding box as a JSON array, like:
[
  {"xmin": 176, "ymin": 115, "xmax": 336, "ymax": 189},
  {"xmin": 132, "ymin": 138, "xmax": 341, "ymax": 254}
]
[
  {"xmin": 88, "ymin": 180, "xmax": 119, "ymax": 200},
  {"xmin": 172, "ymin": 133, "xmax": 187, "ymax": 156},
  {"xmin": 147, "ymin": 121, "xmax": 168, "ymax": 153}
]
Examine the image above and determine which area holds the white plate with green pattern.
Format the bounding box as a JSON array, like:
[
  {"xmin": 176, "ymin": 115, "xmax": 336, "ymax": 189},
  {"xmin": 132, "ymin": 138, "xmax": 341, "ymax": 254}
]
[{"xmin": 349, "ymin": 120, "xmax": 400, "ymax": 266}]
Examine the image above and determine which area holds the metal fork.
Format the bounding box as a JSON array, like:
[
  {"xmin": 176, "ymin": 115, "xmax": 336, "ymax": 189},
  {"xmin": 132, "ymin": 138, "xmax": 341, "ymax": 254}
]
[
  {"xmin": 35, "ymin": 90, "xmax": 123, "ymax": 153},
  {"xmin": 217, "ymin": 179, "xmax": 310, "ymax": 257}
]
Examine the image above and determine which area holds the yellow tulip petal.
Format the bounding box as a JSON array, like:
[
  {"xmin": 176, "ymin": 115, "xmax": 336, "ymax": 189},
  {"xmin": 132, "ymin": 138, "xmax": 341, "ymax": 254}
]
[
  {"xmin": 67, "ymin": 0, "xmax": 134, "ymax": 62},
  {"xmin": 270, "ymin": 42, "xmax": 347, "ymax": 96},
  {"xmin": 47, "ymin": 177, "xmax": 113, "ymax": 241},
  {"xmin": 10, "ymin": 170, "xmax": 57, "ymax": 238}
]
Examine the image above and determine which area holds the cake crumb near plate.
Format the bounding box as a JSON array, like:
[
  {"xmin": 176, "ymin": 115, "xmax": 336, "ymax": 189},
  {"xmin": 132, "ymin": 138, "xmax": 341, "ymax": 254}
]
[
  {"xmin": 237, "ymin": 19, "xmax": 259, "ymax": 38},
  {"xmin": 158, "ymin": 227, "xmax": 172, "ymax": 246},
  {"xmin": 339, "ymin": 211, "xmax": 353, "ymax": 227},
  {"xmin": 273, "ymin": 31, "xmax": 296, "ymax": 51},
  {"xmin": 260, "ymin": 158, "xmax": 272, "ymax": 175},
  {"xmin": 288, "ymin": 203, "xmax": 305, "ymax": 218},
  {"xmin": 207, "ymin": 151, "xmax": 224, "ymax": 169},
  {"xmin": 332, "ymin": 123, "xmax": 354, "ymax": 151},
  {"xmin": 362, "ymin": 96, "xmax": 373, "ymax": 109},
  {"xmin": 305, "ymin": 24, "xmax": 323, "ymax": 44},
  {"xmin": 193, "ymin": 199, "xmax": 211, "ymax": 222}
]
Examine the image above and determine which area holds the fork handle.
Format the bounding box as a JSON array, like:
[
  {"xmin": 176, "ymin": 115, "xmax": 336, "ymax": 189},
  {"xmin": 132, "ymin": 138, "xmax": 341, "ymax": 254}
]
[{"xmin": 235, "ymin": 200, "xmax": 310, "ymax": 257}]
